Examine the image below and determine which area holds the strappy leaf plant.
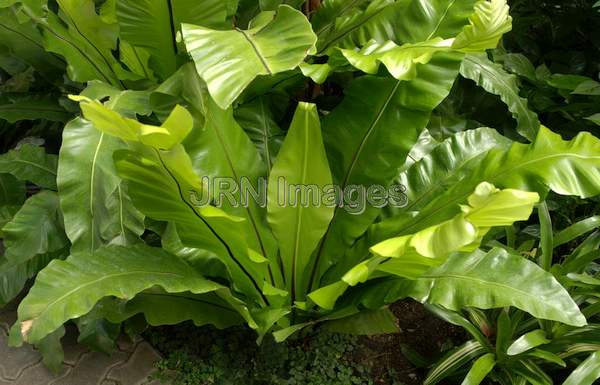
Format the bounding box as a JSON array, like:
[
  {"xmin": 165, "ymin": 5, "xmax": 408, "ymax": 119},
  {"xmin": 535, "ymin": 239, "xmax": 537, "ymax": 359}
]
[{"xmin": 0, "ymin": 0, "xmax": 598, "ymax": 375}]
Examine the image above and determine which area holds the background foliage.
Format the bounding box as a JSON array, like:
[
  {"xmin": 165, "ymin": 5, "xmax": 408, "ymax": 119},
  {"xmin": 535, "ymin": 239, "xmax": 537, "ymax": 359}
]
[{"xmin": 0, "ymin": 0, "xmax": 599, "ymax": 384}]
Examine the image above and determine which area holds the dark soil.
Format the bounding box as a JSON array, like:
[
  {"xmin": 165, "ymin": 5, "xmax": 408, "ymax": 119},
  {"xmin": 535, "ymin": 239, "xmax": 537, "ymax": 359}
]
[
  {"xmin": 146, "ymin": 299, "xmax": 467, "ymax": 385},
  {"xmin": 361, "ymin": 301, "xmax": 467, "ymax": 385}
]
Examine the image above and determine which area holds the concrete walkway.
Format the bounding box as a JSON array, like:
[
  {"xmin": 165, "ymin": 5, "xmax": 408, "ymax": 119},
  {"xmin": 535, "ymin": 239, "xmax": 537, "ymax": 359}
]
[{"xmin": 0, "ymin": 303, "xmax": 163, "ymax": 385}]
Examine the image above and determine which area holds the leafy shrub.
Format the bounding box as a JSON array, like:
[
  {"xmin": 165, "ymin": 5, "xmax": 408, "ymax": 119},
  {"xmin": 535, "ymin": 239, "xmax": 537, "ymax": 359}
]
[
  {"xmin": 424, "ymin": 194, "xmax": 600, "ymax": 384},
  {"xmin": 0, "ymin": 1, "xmax": 598, "ymax": 382}
]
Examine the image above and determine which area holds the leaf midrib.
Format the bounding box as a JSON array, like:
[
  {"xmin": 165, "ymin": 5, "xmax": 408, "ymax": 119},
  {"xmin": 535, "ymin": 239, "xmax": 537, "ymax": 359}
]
[
  {"xmin": 290, "ymin": 110, "xmax": 310, "ymax": 302},
  {"xmin": 317, "ymin": 2, "xmax": 391, "ymax": 54},
  {"xmin": 426, "ymin": 0, "xmax": 459, "ymax": 40},
  {"xmin": 88, "ymin": 132, "xmax": 105, "ymax": 252},
  {"xmin": 0, "ymin": 159, "xmax": 57, "ymax": 177},
  {"xmin": 236, "ymin": 28, "xmax": 273, "ymax": 75},
  {"xmin": 28, "ymin": 270, "xmax": 190, "ymax": 326}
]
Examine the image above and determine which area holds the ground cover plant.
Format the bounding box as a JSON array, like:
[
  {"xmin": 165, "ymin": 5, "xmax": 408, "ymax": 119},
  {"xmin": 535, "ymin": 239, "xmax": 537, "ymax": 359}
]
[{"xmin": 0, "ymin": 0, "xmax": 599, "ymax": 384}]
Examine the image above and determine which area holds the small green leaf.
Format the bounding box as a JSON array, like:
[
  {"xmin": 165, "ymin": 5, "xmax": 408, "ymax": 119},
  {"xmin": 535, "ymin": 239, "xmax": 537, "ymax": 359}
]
[
  {"xmin": 425, "ymin": 340, "xmax": 486, "ymax": 385},
  {"xmin": 586, "ymin": 113, "xmax": 600, "ymax": 126},
  {"xmin": 555, "ymin": 216, "xmax": 600, "ymax": 247},
  {"xmin": 36, "ymin": 327, "xmax": 65, "ymax": 374},
  {"xmin": 460, "ymin": 53, "xmax": 539, "ymax": 141},
  {"xmin": 324, "ymin": 308, "xmax": 399, "ymax": 335},
  {"xmin": 502, "ymin": 53, "xmax": 536, "ymax": 81},
  {"xmin": 299, "ymin": 62, "xmax": 332, "ymax": 84},
  {"xmin": 0, "ymin": 174, "xmax": 25, "ymax": 206},
  {"xmin": 2, "ymin": 191, "xmax": 68, "ymax": 266},
  {"xmin": 461, "ymin": 353, "xmax": 495, "ymax": 385},
  {"xmin": 527, "ymin": 349, "xmax": 566, "ymax": 367},
  {"xmin": 0, "ymin": 144, "xmax": 58, "ymax": 189},
  {"xmin": 507, "ymin": 330, "xmax": 550, "ymax": 356},
  {"xmin": 563, "ymin": 351, "xmax": 600, "ymax": 385},
  {"xmin": 573, "ymin": 80, "xmax": 600, "ymax": 95},
  {"xmin": 546, "ymin": 74, "xmax": 590, "ymax": 90},
  {"xmin": 537, "ymin": 202, "xmax": 553, "ymax": 271}
]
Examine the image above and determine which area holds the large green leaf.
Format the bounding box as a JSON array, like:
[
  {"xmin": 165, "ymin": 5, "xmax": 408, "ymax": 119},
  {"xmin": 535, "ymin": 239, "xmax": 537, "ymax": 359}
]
[
  {"xmin": 114, "ymin": 147, "xmax": 269, "ymax": 305},
  {"xmin": 0, "ymin": 173, "xmax": 25, "ymax": 206},
  {"xmin": 182, "ymin": 5, "xmax": 317, "ymax": 108},
  {"xmin": 338, "ymin": 0, "xmax": 511, "ymax": 81},
  {"xmin": 74, "ymin": 95, "xmax": 270, "ymax": 305},
  {"xmin": 234, "ymin": 96, "xmax": 285, "ymax": 169},
  {"xmin": 406, "ymin": 248, "xmax": 586, "ymax": 327},
  {"xmin": 395, "ymin": 127, "xmax": 511, "ymax": 215},
  {"xmin": 37, "ymin": 0, "xmax": 131, "ymax": 86},
  {"xmin": 0, "ymin": 251, "xmax": 63, "ymax": 308},
  {"xmin": 0, "ymin": 144, "xmax": 58, "ymax": 189},
  {"xmin": 309, "ymin": 182, "xmax": 539, "ymax": 309},
  {"xmin": 308, "ymin": 0, "xmax": 507, "ymax": 286},
  {"xmin": 58, "ymin": 118, "xmax": 143, "ymax": 252},
  {"xmin": 97, "ymin": 289, "xmax": 245, "ymax": 330},
  {"xmin": 451, "ymin": 0, "xmax": 511, "ymax": 51},
  {"xmin": 267, "ymin": 102, "xmax": 334, "ymax": 302},
  {"xmin": 117, "ymin": 0, "xmax": 228, "ymax": 80},
  {"xmin": 372, "ymin": 126, "xmax": 600, "ymax": 244},
  {"xmin": 184, "ymin": 96, "xmax": 280, "ymax": 285},
  {"xmin": 2, "ymin": 191, "xmax": 68, "ymax": 265},
  {"xmin": 0, "ymin": 7, "xmax": 64, "ymax": 80},
  {"xmin": 0, "ymin": 95, "xmax": 70, "ymax": 123},
  {"xmin": 312, "ymin": 0, "xmax": 400, "ymax": 54},
  {"xmin": 312, "ymin": 0, "xmax": 479, "ymax": 54},
  {"xmin": 311, "ymin": 51, "xmax": 463, "ymax": 287},
  {"xmin": 11, "ymin": 244, "xmax": 226, "ymax": 345},
  {"xmin": 460, "ymin": 53, "xmax": 539, "ymax": 141}
]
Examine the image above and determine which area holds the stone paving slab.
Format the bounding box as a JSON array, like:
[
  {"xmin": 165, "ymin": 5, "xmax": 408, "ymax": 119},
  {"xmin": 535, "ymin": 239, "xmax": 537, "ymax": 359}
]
[{"xmin": 1, "ymin": 305, "xmax": 164, "ymax": 385}]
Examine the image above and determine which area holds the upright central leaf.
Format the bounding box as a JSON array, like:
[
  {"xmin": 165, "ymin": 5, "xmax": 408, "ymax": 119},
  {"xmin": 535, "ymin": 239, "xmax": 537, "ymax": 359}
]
[
  {"xmin": 267, "ymin": 103, "xmax": 334, "ymax": 302},
  {"xmin": 182, "ymin": 5, "xmax": 317, "ymax": 109}
]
